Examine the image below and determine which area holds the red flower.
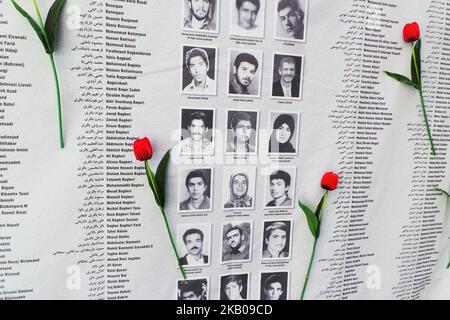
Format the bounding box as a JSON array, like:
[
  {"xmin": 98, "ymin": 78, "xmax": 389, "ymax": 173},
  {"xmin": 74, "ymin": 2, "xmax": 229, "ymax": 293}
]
[
  {"xmin": 321, "ymin": 172, "xmax": 339, "ymax": 191},
  {"xmin": 133, "ymin": 137, "xmax": 153, "ymax": 161},
  {"xmin": 403, "ymin": 22, "xmax": 420, "ymax": 42}
]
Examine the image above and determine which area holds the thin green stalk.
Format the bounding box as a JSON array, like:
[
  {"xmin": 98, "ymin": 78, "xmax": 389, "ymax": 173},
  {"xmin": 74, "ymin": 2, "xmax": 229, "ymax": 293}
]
[
  {"xmin": 50, "ymin": 54, "xmax": 64, "ymax": 148},
  {"xmin": 300, "ymin": 191, "xmax": 328, "ymax": 300},
  {"xmin": 145, "ymin": 161, "xmax": 187, "ymax": 280},
  {"xmin": 300, "ymin": 235, "xmax": 319, "ymax": 300},
  {"xmin": 447, "ymin": 260, "xmax": 449, "ymax": 269},
  {"xmin": 32, "ymin": 0, "xmax": 64, "ymax": 148},
  {"xmin": 412, "ymin": 43, "xmax": 435, "ymax": 156}
]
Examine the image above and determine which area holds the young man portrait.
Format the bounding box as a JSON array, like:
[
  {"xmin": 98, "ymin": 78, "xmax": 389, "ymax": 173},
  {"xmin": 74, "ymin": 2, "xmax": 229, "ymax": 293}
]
[
  {"xmin": 228, "ymin": 51, "xmax": 261, "ymax": 97},
  {"xmin": 179, "ymin": 169, "xmax": 212, "ymax": 211}
]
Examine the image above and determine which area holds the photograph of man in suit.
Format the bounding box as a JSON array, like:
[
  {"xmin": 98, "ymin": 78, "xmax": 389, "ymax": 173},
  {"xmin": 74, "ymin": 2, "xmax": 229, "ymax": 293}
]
[
  {"xmin": 179, "ymin": 228, "xmax": 209, "ymax": 266},
  {"xmin": 272, "ymin": 56, "xmax": 301, "ymax": 98}
]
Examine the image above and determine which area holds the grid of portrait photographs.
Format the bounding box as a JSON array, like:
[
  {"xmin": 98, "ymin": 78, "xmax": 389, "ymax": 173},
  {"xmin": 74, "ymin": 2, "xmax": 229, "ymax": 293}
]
[
  {"xmin": 176, "ymin": 109, "xmax": 301, "ymax": 157},
  {"xmin": 180, "ymin": 0, "xmax": 308, "ymax": 99},
  {"xmin": 181, "ymin": 0, "xmax": 309, "ymax": 42},
  {"xmin": 177, "ymin": 0, "xmax": 307, "ymax": 300}
]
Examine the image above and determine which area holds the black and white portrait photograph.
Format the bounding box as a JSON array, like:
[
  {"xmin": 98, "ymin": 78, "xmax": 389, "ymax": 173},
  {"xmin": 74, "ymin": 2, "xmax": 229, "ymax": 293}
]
[
  {"xmin": 177, "ymin": 278, "xmax": 209, "ymax": 300},
  {"xmin": 221, "ymin": 221, "xmax": 252, "ymax": 263},
  {"xmin": 181, "ymin": 45, "xmax": 217, "ymax": 96},
  {"xmin": 272, "ymin": 53, "xmax": 304, "ymax": 100},
  {"xmin": 219, "ymin": 273, "xmax": 249, "ymax": 300},
  {"xmin": 264, "ymin": 167, "xmax": 296, "ymax": 209},
  {"xmin": 268, "ymin": 112, "xmax": 300, "ymax": 155},
  {"xmin": 226, "ymin": 110, "xmax": 259, "ymax": 154},
  {"xmin": 222, "ymin": 166, "xmax": 256, "ymax": 211},
  {"xmin": 228, "ymin": 48, "xmax": 263, "ymax": 97},
  {"xmin": 177, "ymin": 224, "xmax": 211, "ymax": 267},
  {"xmin": 178, "ymin": 168, "xmax": 213, "ymax": 213},
  {"xmin": 179, "ymin": 108, "xmax": 215, "ymax": 155},
  {"xmin": 274, "ymin": 0, "xmax": 308, "ymax": 42},
  {"xmin": 259, "ymin": 272, "xmax": 289, "ymax": 300},
  {"xmin": 229, "ymin": 0, "xmax": 266, "ymax": 38},
  {"xmin": 261, "ymin": 220, "xmax": 292, "ymax": 260},
  {"xmin": 182, "ymin": 0, "xmax": 219, "ymax": 33}
]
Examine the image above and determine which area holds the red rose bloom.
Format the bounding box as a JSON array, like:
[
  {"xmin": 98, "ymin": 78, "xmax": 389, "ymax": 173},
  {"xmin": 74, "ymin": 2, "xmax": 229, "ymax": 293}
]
[
  {"xmin": 403, "ymin": 22, "xmax": 420, "ymax": 42},
  {"xmin": 133, "ymin": 137, "xmax": 153, "ymax": 161},
  {"xmin": 321, "ymin": 172, "xmax": 339, "ymax": 191}
]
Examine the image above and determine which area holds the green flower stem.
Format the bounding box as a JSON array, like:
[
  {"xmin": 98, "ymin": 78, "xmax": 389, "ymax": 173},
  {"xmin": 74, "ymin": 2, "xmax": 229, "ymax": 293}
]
[
  {"xmin": 145, "ymin": 160, "xmax": 187, "ymax": 280},
  {"xmin": 300, "ymin": 191, "xmax": 328, "ymax": 300},
  {"xmin": 49, "ymin": 53, "xmax": 64, "ymax": 148},
  {"xmin": 32, "ymin": 0, "xmax": 64, "ymax": 148},
  {"xmin": 412, "ymin": 42, "xmax": 435, "ymax": 156},
  {"xmin": 447, "ymin": 260, "xmax": 449, "ymax": 269}
]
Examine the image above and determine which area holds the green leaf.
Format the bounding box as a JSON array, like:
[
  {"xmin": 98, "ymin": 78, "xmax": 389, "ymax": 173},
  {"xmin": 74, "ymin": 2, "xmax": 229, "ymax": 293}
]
[
  {"xmin": 44, "ymin": 0, "xmax": 66, "ymax": 53},
  {"xmin": 145, "ymin": 161, "xmax": 161, "ymax": 207},
  {"xmin": 313, "ymin": 193, "xmax": 327, "ymax": 238},
  {"xmin": 411, "ymin": 39, "xmax": 421, "ymax": 88},
  {"xmin": 383, "ymin": 71, "xmax": 419, "ymax": 90},
  {"xmin": 11, "ymin": 0, "xmax": 51, "ymax": 53},
  {"xmin": 155, "ymin": 149, "xmax": 171, "ymax": 208},
  {"xmin": 298, "ymin": 200, "xmax": 319, "ymax": 239},
  {"xmin": 436, "ymin": 188, "xmax": 450, "ymax": 198}
]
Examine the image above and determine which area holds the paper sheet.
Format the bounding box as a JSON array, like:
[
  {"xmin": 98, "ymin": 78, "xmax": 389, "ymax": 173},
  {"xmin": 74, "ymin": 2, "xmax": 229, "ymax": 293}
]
[{"xmin": 0, "ymin": 0, "xmax": 449, "ymax": 300}]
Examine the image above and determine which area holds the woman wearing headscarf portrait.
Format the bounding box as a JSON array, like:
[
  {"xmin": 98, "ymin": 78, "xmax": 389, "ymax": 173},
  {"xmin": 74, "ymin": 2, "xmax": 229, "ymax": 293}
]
[
  {"xmin": 269, "ymin": 113, "xmax": 296, "ymax": 153},
  {"xmin": 224, "ymin": 172, "xmax": 253, "ymax": 208}
]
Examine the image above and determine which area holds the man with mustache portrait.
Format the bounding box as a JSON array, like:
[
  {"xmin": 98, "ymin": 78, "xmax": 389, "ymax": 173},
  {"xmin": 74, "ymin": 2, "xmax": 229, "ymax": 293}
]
[
  {"xmin": 272, "ymin": 55, "xmax": 302, "ymax": 98},
  {"xmin": 180, "ymin": 111, "xmax": 214, "ymax": 155},
  {"xmin": 179, "ymin": 228, "xmax": 209, "ymax": 266}
]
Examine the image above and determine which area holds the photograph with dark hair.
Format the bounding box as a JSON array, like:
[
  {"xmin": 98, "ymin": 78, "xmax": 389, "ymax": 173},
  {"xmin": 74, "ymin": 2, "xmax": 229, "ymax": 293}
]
[
  {"xmin": 268, "ymin": 112, "xmax": 300, "ymax": 154},
  {"xmin": 177, "ymin": 278, "xmax": 209, "ymax": 300},
  {"xmin": 221, "ymin": 222, "xmax": 252, "ymax": 263},
  {"xmin": 183, "ymin": 0, "xmax": 219, "ymax": 33},
  {"xmin": 182, "ymin": 45, "xmax": 217, "ymax": 96},
  {"xmin": 180, "ymin": 108, "xmax": 215, "ymax": 155},
  {"xmin": 260, "ymin": 272, "xmax": 289, "ymax": 300},
  {"xmin": 177, "ymin": 224, "xmax": 211, "ymax": 266},
  {"xmin": 220, "ymin": 273, "xmax": 249, "ymax": 300},
  {"xmin": 265, "ymin": 168, "xmax": 296, "ymax": 208},
  {"xmin": 228, "ymin": 49, "xmax": 263, "ymax": 97},
  {"xmin": 261, "ymin": 220, "xmax": 292, "ymax": 259},
  {"xmin": 229, "ymin": 0, "xmax": 265, "ymax": 38},
  {"xmin": 272, "ymin": 54, "xmax": 304, "ymax": 99},
  {"xmin": 223, "ymin": 166, "xmax": 256, "ymax": 210},
  {"xmin": 226, "ymin": 110, "xmax": 259, "ymax": 154},
  {"xmin": 179, "ymin": 168, "xmax": 213, "ymax": 212},
  {"xmin": 274, "ymin": 0, "xmax": 308, "ymax": 42}
]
